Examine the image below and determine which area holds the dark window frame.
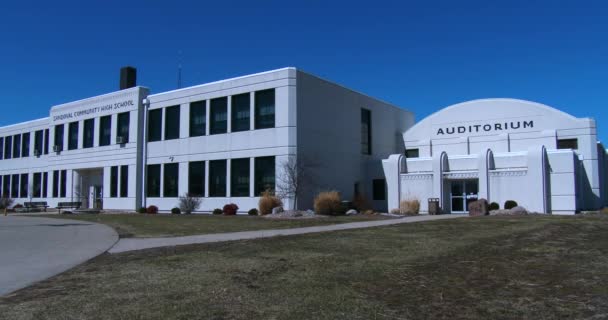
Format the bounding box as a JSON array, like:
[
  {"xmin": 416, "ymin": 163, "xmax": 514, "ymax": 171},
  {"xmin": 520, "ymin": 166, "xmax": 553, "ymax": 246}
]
[
  {"xmin": 231, "ymin": 158, "xmax": 250, "ymax": 197},
  {"xmin": 148, "ymin": 109, "xmax": 162, "ymax": 142},
  {"xmin": 60, "ymin": 170, "xmax": 67, "ymax": 198},
  {"xmin": 54, "ymin": 124, "xmax": 64, "ymax": 151},
  {"xmin": 83, "ymin": 118, "xmax": 94, "ymax": 148},
  {"xmin": 255, "ymin": 156, "xmax": 275, "ymax": 196},
  {"xmin": 188, "ymin": 161, "xmax": 205, "ymax": 197},
  {"xmin": 52, "ymin": 171, "xmax": 59, "ymax": 198},
  {"xmin": 3, "ymin": 136, "xmax": 11, "ymax": 159},
  {"xmin": 120, "ymin": 165, "xmax": 128, "ymax": 198},
  {"xmin": 209, "ymin": 160, "xmax": 227, "ymax": 197},
  {"xmin": 163, "ymin": 163, "xmax": 179, "ymax": 197},
  {"xmin": 34, "ymin": 130, "xmax": 43, "ymax": 155},
  {"xmin": 361, "ymin": 108, "xmax": 372, "ymax": 155},
  {"xmin": 99, "ymin": 115, "xmax": 112, "ymax": 146},
  {"xmin": 20, "ymin": 173, "xmax": 28, "ymax": 198},
  {"xmin": 11, "ymin": 174, "xmax": 19, "ymax": 198},
  {"xmin": 210, "ymin": 97, "xmax": 228, "ymax": 135},
  {"xmin": 33, "ymin": 172, "xmax": 42, "ymax": 198},
  {"xmin": 405, "ymin": 148, "xmax": 419, "ymax": 158},
  {"xmin": 117, "ymin": 112, "xmax": 130, "ymax": 143},
  {"xmin": 146, "ymin": 164, "xmax": 161, "ymax": 197},
  {"xmin": 231, "ymin": 93, "xmax": 250, "ymax": 132},
  {"xmin": 68, "ymin": 122, "xmax": 79, "ymax": 150},
  {"xmin": 22, "ymin": 132, "xmax": 30, "ymax": 157},
  {"xmin": 372, "ymin": 179, "xmax": 387, "ymax": 201},
  {"xmin": 189, "ymin": 101, "xmax": 207, "ymax": 137},
  {"xmin": 557, "ymin": 138, "xmax": 578, "ymax": 150},
  {"xmin": 164, "ymin": 106, "xmax": 180, "ymax": 140},
  {"xmin": 254, "ymin": 89, "xmax": 275, "ymax": 129},
  {"xmin": 110, "ymin": 166, "xmax": 118, "ymax": 198},
  {"xmin": 13, "ymin": 134, "xmax": 21, "ymax": 158}
]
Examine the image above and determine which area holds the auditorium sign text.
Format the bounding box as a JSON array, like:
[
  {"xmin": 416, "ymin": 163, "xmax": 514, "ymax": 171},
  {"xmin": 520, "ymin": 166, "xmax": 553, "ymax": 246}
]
[{"xmin": 436, "ymin": 120, "xmax": 534, "ymax": 136}]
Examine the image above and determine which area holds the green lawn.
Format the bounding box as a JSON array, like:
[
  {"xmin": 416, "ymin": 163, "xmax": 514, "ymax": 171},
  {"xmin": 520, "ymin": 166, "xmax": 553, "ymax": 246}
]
[
  {"xmin": 37, "ymin": 213, "xmax": 392, "ymax": 238},
  {"xmin": 1, "ymin": 215, "xmax": 607, "ymax": 319}
]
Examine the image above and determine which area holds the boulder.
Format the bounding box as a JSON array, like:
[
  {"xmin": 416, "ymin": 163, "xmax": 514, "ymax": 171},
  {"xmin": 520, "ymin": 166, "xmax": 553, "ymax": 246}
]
[
  {"xmin": 509, "ymin": 206, "xmax": 528, "ymax": 215},
  {"xmin": 468, "ymin": 199, "xmax": 489, "ymax": 216},
  {"xmin": 272, "ymin": 206, "xmax": 284, "ymax": 214},
  {"xmin": 346, "ymin": 209, "xmax": 358, "ymax": 216}
]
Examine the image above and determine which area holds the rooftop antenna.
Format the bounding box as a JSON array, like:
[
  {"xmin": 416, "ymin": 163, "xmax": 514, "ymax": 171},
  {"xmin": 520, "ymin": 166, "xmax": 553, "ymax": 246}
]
[{"xmin": 177, "ymin": 50, "xmax": 183, "ymax": 89}]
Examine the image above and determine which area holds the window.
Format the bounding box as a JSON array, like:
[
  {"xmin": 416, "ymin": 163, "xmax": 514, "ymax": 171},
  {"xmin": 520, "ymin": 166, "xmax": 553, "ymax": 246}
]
[
  {"xmin": 34, "ymin": 130, "xmax": 43, "ymax": 155},
  {"xmin": 60, "ymin": 170, "xmax": 66, "ymax": 197},
  {"xmin": 52, "ymin": 171, "xmax": 59, "ymax": 197},
  {"xmin": 20, "ymin": 173, "xmax": 28, "ymax": 198},
  {"xmin": 22, "ymin": 132, "xmax": 30, "ymax": 157},
  {"xmin": 231, "ymin": 158, "xmax": 250, "ymax": 197},
  {"xmin": 165, "ymin": 106, "xmax": 180, "ymax": 140},
  {"xmin": 120, "ymin": 165, "xmax": 128, "ymax": 197},
  {"xmin": 148, "ymin": 109, "xmax": 162, "ymax": 142},
  {"xmin": 13, "ymin": 134, "xmax": 21, "ymax": 158},
  {"xmin": 83, "ymin": 119, "xmax": 94, "ymax": 148},
  {"xmin": 68, "ymin": 122, "xmax": 79, "ymax": 150},
  {"xmin": 117, "ymin": 112, "xmax": 130, "ymax": 143},
  {"xmin": 232, "ymin": 93, "xmax": 250, "ymax": 132},
  {"xmin": 190, "ymin": 101, "xmax": 206, "ymax": 137},
  {"xmin": 209, "ymin": 160, "xmax": 227, "ymax": 197},
  {"xmin": 147, "ymin": 164, "xmax": 161, "ymax": 197},
  {"xmin": 405, "ymin": 148, "xmax": 419, "ymax": 158},
  {"xmin": 43, "ymin": 172, "xmax": 48, "ymax": 198},
  {"xmin": 11, "ymin": 174, "xmax": 19, "ymax": 198},
  {"xmin": 361, "ymin": 108, "xmax": 371, "ymax": 155},
  {"xmin": 0, "ymin": 176, "xmax": 2, "ymax": 196},
  {"xmin": 372, "ymin": 179, "xmax": 386, "ymax": 201},
  {"xmin": 210, "ymin": 97, "xmax": 228, "ymax": 134},
  {"xmin": 4, "ymin": 136, "xmax": 11, "ymax": 159},
  {"xmin": 33, "ymin": 173, "xmax": 41, "ymax": 198},
  {"xmin": 163, "ymin": 163, "xmax": 179, "ymax": 197},
  {"xmin": 255, "ymin": 156, "xmax": 275, "ymax": 196},
  {"xmin": 255, "ymin": 89, "xmax": 275, "ymax": 129},
  {"xmin": 2, "ymin": 175, "xmax": 9, "ymax": 197},
  {"xmin": 188, "ymin": 161, "xmax": 205, "ymax": 196},
  {"xmin": 54, "ymin": 124, "xmax": 64, "ymax": 151},
  {"xmin": 99, "ymin": 115, "xmax": 111, "ymax": 146},
  {"xmin": 44, "ymin": 129, "xmax": 49, "ymax": 154},
  {"xmin": 110, "ymin": 166, "xmax": 118, "ymax": 198},
  {"xmin": 0, "ymin": 137, "xmax": 3, "ymax": 159},
  {"xmin": 557, "ymin": 138, "xmax": 578, "ymax": 150}
]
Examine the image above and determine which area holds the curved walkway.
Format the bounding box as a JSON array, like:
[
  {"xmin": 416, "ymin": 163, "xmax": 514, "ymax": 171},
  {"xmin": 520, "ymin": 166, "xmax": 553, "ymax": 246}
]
[
  {"xmin": 109, "ymin": 214, "xmax": 463, "ymax": 253},
  {"xmin": 0, "ymin": 216, "xmax": 118, "ymax": 296}
]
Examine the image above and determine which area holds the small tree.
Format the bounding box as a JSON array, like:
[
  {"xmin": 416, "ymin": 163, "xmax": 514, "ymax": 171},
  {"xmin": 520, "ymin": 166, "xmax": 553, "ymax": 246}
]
[
  {"xmin": 0, "ymin": 196, "xmax": 14, "ymax": 216},
  {"xmin": 276, "ymin": 157, "xmax": 318, "ymax": 210},
  {"xmin": 178, "ymin": 193, "xmax": 202, "ymax": 214}
]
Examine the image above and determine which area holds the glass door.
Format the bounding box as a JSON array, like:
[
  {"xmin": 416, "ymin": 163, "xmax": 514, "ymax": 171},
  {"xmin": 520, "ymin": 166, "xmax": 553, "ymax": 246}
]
[{"xmin": 450, "ymin": 180, "xmax": 479, "ymax": 214}]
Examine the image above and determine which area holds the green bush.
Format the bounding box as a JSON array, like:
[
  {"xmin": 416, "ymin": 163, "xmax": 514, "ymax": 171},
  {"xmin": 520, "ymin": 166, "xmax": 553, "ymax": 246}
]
[
  {"xmin": 489, "ymin": 202, "xmax": 500, "ymax": 211},
  {"xmin": 504, "ymin": 200, "xmax": 518, "ymax": 210},
  {"xmin": 212, "ymin": 208, "xmax": 223, "ymax": 215},
  {"xmin": 138, "ymin": 207, "xmax": 147, "ymax": 214},
  {"xmin": 248, "ymin": 208, "xmax": 259, "ymax": 216},
  {"xmin": 171, "ymin": 207, "xmax": 181, "ymax": 214}
]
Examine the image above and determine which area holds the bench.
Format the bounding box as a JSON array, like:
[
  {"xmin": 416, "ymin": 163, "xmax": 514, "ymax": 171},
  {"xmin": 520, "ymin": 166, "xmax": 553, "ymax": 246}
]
[
  {"xmin": 57, "ymin": 202, "xmax": 82, "ymax": 214},
  {"xmin": 24, "ymin": 201, "xmax": 49, "ymax": 212}
]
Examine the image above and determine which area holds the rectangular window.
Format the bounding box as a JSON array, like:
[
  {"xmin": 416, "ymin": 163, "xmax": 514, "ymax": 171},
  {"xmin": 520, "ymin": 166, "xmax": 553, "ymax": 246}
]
[
  {"xmin": 83, "ymin": 119, "xmax": 94, "ymax": 148},
  {"xmin": 361, "ymin": 108, "xmax": 371, "ymax": 155},
  {"xmin": 52, "ymin": 171, "xmax": 59, "ymax": 198},
  {"xmin": 33, "ymin": 173, "xmax": 42, "ymax": 198},
  {"xmin": 43, "ymin": 172, "xmax": 48, "ymax": 198},
  {"xmin": 22, "ymin": 132, "xmax": 30, "ymax": 157},
  {"xmin": 146, "ymin": 164, "xmax": 161, "ymax": 197},
  {"xmin": 405, "ymin": 148, "xmax": 419, "ymax": 158},
  {"xmin": 60, "ymin": 170, "xmax": 67, "ymax": 197},
  {"xmin": 189, "ymin": 101, "xmax": 206, "ymax": 137},
  {"xmin": 210, "ymin": 97, "xmax": 228, "ymax": 135},
  {"xmin": 44, "ymin": 129, "xmax": 49, "ymax": 154},
  {"xmin": 148, "ymin": 109, "xmax": 162, "ymax": 142},
  {"xmin": 13, "ymin": 134, "xmax": 21, "ymax": 158},
  {"xmin": 4, "ymin": 136, "xmax": 11, "ymax": 159},
  {"xmin": 231, "ymin": 158, "xmax": 250, "ymax": 197},
  {"xmin": 110, "ymin": 166, "xmax": 118, "ymax": 198},
  {"xmin": 99, "ymin": 116, "xmax": 111, "ymax": 146},
  {"xmin": 372, "ymin": 179, "xmax": 386, "ymax": 201},
  {"xmin": 164, "ymin": 106, "xmax": 180, "ymax": 140},
  {"xmin": 54, "ymin": 124, "xmax": 64, "ymax": 151},
  {"xmin": 163, "ymin": 163, "xmax": 179, "ymax": 197},
  {"xmin": 2, "ymin": 175, "xmax": 9, "ymax": 197},
  {"xmin": 232, "ymin": 93, "xmax": 250, "ymax": 132},
  {"xmin": 0, "ymin": 137, "xmax": 3, "ymax": 159},
  {"xmin": 255, "ymin": 156, "xmax": 275, "ymax": 196},
  {"xmin": 11, "ymin": 174, "xmax": 19, "ymax": 198},
  {"xmin": 34, "ymin": 130, "xmax": 43, "ymax": 155},
  {"xmin": 557, "ymin": 138, "xmax": 578, "ymax": 150},
  {"xmin": 209, "ymin": 160, "xmax": 227, "ymax": 197},
  {"xmin": 20, "ymin": 173, "xmax": 28, "ymax": 199},
  {"xmin": 255, "ymin": 89, "xmax": 275, "ymax": 129},
  {"xmin": 188, "ymin": 161, "xmax": 205, "ymax": 196},
  {"xmin": 0, "ymin": 176, "xmax": 2, "ymax": 197},
  {"xmin": 68, "ymin": 122, "xmax": 79, "ymax": 150},
  {"xmin": 120, "ymin": 165, "xmax": 128, "ymax": 197},
  {"xmin": 117, "ymin": 112, "xmax": 130, "ymax": 143}
]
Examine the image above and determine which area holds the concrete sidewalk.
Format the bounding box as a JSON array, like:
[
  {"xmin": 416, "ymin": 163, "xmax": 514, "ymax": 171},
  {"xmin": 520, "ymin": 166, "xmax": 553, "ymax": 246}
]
[{"xmin": 109, "ymin": 214, "xmax": 463, "ymax": 253}]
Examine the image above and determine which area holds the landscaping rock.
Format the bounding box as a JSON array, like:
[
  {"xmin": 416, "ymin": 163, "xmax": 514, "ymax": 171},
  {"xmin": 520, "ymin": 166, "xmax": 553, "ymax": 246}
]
[
  {"xmin": 468, "ymin": 199, "xmax": 489, "ymax": 216},
  {"xmin": 346, "ymin": 209, "xmax": 358, "ymax": 216},
  {"xmin": 510, "ymin": 206, "xmax": 528, "ymax": 215},
  {"xmin": 272, "ymin": 206, "xmax": 284, "ymax": 214}
]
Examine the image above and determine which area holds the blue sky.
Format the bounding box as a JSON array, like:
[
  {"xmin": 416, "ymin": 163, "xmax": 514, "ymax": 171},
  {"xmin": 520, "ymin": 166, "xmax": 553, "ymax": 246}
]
[{"xmin": 1, "ymin": 0, "xmax": 606, "ymax": 140}]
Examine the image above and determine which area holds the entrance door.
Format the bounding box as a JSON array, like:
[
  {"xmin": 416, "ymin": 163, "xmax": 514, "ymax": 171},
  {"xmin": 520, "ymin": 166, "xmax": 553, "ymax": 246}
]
[{"xmin": 450, "ymin": 180, "xmax": 479, "ymax": 214}]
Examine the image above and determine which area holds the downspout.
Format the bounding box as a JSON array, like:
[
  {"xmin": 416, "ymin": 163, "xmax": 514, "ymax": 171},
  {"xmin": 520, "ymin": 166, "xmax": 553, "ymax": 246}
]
[{"xmin": 141, "ymin": 98, "xmax": 150, "ymax": 210}]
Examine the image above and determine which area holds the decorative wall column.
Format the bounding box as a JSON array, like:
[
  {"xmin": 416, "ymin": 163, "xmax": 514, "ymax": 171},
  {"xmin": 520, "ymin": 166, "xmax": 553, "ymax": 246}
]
[
  {"xmin": 382, "ymin": 154, "xmax": 404, "ymax": 212},
  {"xmin": 478, "ymin": 148, "xmax": 494, "ymax": 201}
]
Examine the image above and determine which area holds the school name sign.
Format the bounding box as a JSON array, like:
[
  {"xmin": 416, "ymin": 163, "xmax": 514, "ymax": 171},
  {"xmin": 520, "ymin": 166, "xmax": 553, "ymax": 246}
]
[
  {"xmin": 52, "ymin": 99, "xmax": 135, "ymax": 122},
  {"xmin": 436, "ymin": 120, "xmax": 534, "ymax": 136}
]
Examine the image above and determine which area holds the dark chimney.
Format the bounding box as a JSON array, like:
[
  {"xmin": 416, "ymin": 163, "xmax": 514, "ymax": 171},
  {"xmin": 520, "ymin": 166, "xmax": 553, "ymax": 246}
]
[{"xmin": 120, "ymin": 66, "xmax": 137, "ymax": 90}]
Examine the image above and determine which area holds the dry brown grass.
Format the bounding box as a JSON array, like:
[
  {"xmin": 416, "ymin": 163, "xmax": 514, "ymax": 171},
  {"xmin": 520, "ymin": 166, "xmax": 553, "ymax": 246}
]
[
  {"xmin": 258, "ymin": 190, "xmax": 283, "ymax": 215},
  {"xmin": 399, "ymin": 198, "xmax": 420, "ymax": 215},
  {"xmin": 314, "ymin": 191, "xmax": 342, "ymax": 215}
]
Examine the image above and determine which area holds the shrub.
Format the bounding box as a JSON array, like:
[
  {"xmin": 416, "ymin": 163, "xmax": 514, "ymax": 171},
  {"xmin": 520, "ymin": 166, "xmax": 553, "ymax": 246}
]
[
  {"xmin": 489, "ymin": 202, "xmax": 500, "ymax": 211},
  {"xmin": 314, "ymin": 191, "xmax": 343, "ymax": 215},
  {"xmin": 138, "ymin": 207, "xmax": 147, "ymax": 214},
  {"xmin": 0, "ymin": 197, "xmax": 14, "ymax": 210},
  {"xmin": 146, "ymin": 205, "xmax": 158, "ymax": 214},
  {"xmin": 13, "ymin": 203, "xmax": 23, "ymax": 209},
  {"xmin": 399, "ymin": 199, "xmax": 420, "ymax": 215},
  {"xmin": 178, "ymin": 193, "xmax": 202, "ymax": 214},
  {"xmin": 212, "ymin": 208, "xmax": 223, "ymax": 215},
  {"xmin": 504, "ymin": 200, "xmax": 518, "ymax": 210},
  {"xmin": 601, "ymin": 207, "xmax": 608, "ymax": 215},
  {"xmin": 223, "ymin": 203, "xmax": 239, "ymax": 215},
  {"xmin": 352, "ymin": 193, "xmax": 371, "ymax": 212},
  {"xmin": 258, "ymin": 189, "xmax": 283, "ymax": 215},
  {"xmin": 171, "ymin": 207, "xmax": 181, "ymax": 214},
  {"xmin": 248, "ymin": 208, "xmax": 259, "ymax": 216},
  {"xmin": 390, "ymin": 208, "xmax": 401, "ymax": 215}
]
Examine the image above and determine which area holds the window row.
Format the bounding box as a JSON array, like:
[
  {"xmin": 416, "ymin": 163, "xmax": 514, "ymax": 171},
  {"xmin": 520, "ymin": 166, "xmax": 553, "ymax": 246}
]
[
  {"xmin": 148, "ymin": 88, "xmax": 275, "ymax": 142},
  {"xmin": 0, "ymin": 129, "xmax": 50, "ymax": 160},
  {"xmin": 0, "ymin": 171, "xmax": 65, "ymax": 199},
  {"xmin": 53, "ymin": 112, "xmax": 130, "ymax": 152},
  {"xmin": 109, "ymin": 165, "xmax": 129, "ymax": 198},
  {"xmin": 146, "ymin": 156, "xmax": 275, "ymax": 198}
]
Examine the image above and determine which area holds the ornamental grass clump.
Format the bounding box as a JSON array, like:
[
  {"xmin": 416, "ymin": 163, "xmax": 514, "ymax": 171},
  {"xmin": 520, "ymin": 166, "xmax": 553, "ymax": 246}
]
[
  {"xmin": 314, "ymin": 191, "xmax": 343, "ymax": 215},
  {"xmin": 399, "ymin": 199, "xmax": 420, "ymax": 215},
  {"xmin": 258, "ymin": 189, "xmax": 282, "ymax": 215}
]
